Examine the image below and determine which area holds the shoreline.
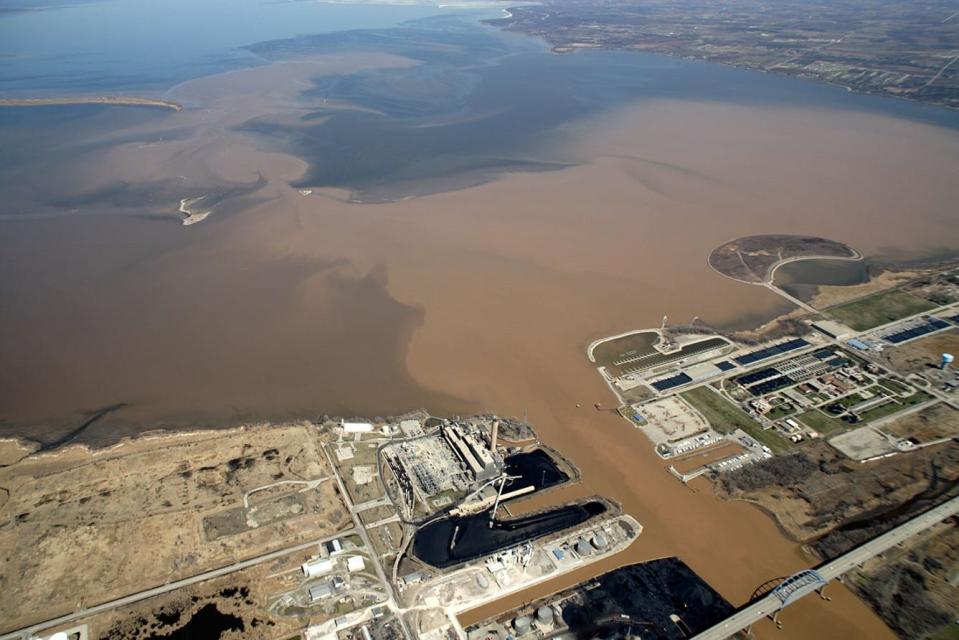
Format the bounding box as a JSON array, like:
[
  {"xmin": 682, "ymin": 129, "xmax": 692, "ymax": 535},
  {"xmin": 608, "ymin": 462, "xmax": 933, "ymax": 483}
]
[
  {"xmin": 480, "ymin": 20, "xmax": 959, "ymax": 115},
  {"xmin": 0, "ymin": 96, "xmax": 182, "ymax": 111}
]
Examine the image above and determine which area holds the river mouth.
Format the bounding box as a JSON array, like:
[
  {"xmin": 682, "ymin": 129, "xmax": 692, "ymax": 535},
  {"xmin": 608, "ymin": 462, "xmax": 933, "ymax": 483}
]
[
  {"xmin": 3, "ymin": 4, "xmax": 959, "ymax": 637},
  {"xmin": 2, "ymin": 6, "xmax": 959, "ymax": 441}
]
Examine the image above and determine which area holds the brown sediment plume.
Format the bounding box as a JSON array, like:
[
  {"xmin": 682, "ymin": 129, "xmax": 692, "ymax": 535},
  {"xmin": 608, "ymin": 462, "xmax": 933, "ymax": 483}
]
[{"xmin": 2, "ymin": 58, "xmax": 959, "ymax": 638}]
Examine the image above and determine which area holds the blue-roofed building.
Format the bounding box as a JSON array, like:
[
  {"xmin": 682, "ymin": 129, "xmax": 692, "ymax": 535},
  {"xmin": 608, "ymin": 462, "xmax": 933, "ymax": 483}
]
[{"xmin": 651, "ymin": 372, "xmax": 693, "ymax": 392}]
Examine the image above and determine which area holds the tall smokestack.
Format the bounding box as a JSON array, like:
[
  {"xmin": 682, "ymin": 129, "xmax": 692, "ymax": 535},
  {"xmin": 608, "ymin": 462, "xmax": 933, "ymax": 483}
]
[{"xmin": 490, "ymin": 420, "xmax": 499, "ymax": 453}]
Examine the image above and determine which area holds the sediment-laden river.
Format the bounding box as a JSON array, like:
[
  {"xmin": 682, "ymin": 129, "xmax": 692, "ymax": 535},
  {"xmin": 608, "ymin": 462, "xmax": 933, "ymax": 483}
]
[{"xmin": 2, "ymin": 3, "xmax": 958, "ymax": 638}]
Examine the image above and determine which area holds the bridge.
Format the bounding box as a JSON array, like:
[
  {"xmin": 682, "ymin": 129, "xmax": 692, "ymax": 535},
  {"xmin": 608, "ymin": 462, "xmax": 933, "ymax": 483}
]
[{"xmin": 691, "ymin": 494, "xmax": 959, "ymax": 640}]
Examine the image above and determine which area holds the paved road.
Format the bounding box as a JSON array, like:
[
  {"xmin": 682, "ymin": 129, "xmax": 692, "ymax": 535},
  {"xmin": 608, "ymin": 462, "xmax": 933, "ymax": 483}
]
[
  {"xmin": 0, "ymin": 533, "xmax": 348, "ymax": 640},
  {"xmin": 322, "ymin": 445, "xmax": 415, "ymax": 640},
  {"xmin": 691, "ymin": 494, "xmax": 959, "ymax": 640}
]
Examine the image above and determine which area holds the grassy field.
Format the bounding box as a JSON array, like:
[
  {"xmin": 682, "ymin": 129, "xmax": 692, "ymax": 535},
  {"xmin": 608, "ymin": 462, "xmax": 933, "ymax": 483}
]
[
  {"xmin": 826, "ymin": 289, "xmax": 936, "ymax": 331},
  {"xmin": 797, "ymin": 409, "xmax": 850, "ymax": 436},
  {"xmin": 927, "ymin": 623, "xmax": 959, "ymax": 640},
  {"xmin": 681, "ymin": 387, "xmax": 787, "ymax": 454},
  {"xmin": 877, "ymin": 377, "xmax": 911, "ymax": 395},
  {"xmin": 766, "ymin": 403, "xmax": 795, "ymax": 420},
  {"xmin": 859, "ymin": 391, "xmax": 935, "ymax": 423}
]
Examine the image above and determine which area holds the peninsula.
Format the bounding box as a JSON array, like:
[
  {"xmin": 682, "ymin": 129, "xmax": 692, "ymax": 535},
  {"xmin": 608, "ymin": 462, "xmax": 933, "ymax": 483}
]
[{"xmin": 0, "ymin": 96, "xmax": 182, "ymax": 111}]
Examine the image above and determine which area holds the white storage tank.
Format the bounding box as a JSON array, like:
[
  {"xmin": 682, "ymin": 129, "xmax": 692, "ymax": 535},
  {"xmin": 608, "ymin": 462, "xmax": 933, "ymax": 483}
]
[
  {"xmin": 535, "ymin": 606, "xmax": 554, "ymax": 625},
  {"xmin": 513, "ymin": 616, "xmax": 531, "ymax": 635}
]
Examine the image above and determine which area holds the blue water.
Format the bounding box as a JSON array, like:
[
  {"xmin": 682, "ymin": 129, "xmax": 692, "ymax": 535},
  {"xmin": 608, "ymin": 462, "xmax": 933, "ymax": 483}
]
[
  {"xmin": 3, "ymin": 0, "xmax": 959, "ymax": 206},
  {"xmin": 0, "ymin": 0, "xmax": 449, "ymax": 94}
]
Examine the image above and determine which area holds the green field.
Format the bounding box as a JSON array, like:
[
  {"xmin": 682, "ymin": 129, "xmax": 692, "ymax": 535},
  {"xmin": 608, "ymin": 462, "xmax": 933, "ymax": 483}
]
[
  {"xmin": 681, "ymin": 387, "xmax": 787, "ymax": 454},
  {"xmin": 800, "ymin": 389, "xmax": 935, "ymax": 433},
  {"xmin": 877, "ymin": 377, "xmax": 911, "ymax": 395},
  {"xmin": 766, "ymin": 403, "xmax": 796, "ymax": 420},
  {"xmin": 797, "ymin": 409, "xmax": 850, "ymax": 435},
  {"xmin": 826, "ymin": 289, "xmax": 937, "ymax": 331},
  {"xmin": 859, "ymin": 391, "xmax": 934, "ymax": 422},
  {"xmin": 927, "ymin": 623, "xmax": 959, "ymax": 640}
]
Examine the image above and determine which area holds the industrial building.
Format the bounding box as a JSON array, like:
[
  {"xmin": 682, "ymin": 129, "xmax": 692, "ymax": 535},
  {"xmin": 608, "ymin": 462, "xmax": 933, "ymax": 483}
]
[
  {"xmin": 812, "ymin": 320, "xmax": 854, "ymax": 341},
  {"xmin": 347, "ymin": 556, "xmax": 366, "ymax": 573},
  {"xmin": 342, "ymin": 421, "xmax": 374, "ymax": 433},
  {"xmin": 309, "ymin": 583, "xmax": 335, "ymax": 601},
  {"xmin": 302, "ymin": 558, "xmax": 333, "ymax": 577},
  {"xmin": 442, "ymin": 423, "xmax": 501, "ymax": 482}
]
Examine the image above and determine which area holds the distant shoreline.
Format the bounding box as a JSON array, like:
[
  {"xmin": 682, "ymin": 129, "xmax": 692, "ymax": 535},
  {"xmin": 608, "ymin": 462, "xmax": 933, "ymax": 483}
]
[{"xmin": 0, "ymin": 96, "xmax": 182, "ymax": 111}]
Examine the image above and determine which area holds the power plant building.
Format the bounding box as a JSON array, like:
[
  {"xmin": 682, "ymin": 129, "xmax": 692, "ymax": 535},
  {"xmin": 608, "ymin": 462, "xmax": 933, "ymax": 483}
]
[{"xmin": 442, "ymin": 423, "xmax": 501, "ymax": 482}]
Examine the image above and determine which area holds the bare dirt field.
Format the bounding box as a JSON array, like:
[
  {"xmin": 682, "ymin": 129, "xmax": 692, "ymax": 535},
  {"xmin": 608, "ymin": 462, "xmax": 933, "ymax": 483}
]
[
  {"xmin": 879, "ymin": 329, "xmax": 959, "ymax": 375},
  {"xmin": 670, "ymin": 442, "xmax": 745, "ymax": 474},
  {"xmin": 635, "ymin": 397, "xmax": 710, "ymax": 445},
  {"xmin": 809, "ymin": 270, "xmax": 922, "ymax": 309},
  {"xmin": 883, "ymin": 403, "xmax": 959, "ymax": 443},
  {"xmin": 0, "ymin": 423, "xmax": 349, "ymax": 633}
]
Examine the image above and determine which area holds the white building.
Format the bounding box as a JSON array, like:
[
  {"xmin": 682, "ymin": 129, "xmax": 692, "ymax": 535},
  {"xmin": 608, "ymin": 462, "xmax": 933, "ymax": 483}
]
[
  {"xmin": 342, "ymin": 421, "xmax": 374, "ymax": 433},
  {"xmin": 347, "ymin": 555, "xmax": 366, "ymax": 573},
  {"xmin": 303, "ymin": 558, "xmax": 334, "ymax": 577}
]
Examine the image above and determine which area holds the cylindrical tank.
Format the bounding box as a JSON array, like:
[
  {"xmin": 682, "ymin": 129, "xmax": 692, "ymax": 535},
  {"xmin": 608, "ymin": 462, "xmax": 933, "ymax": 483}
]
[
  {"xmin": 591, "ymin": 534, "xmax": 608, "ymax": 550},
  {"xmin": 574, "ymin": 539, "xmax": 592, "ymax": 556},
  {"xmin": 513, "ymin": 616, "xmax": 531, "ymax": 635},
  {"xmin": 942, "ymin": 353, "xmax": 954, "ymax": 369},
  {"xmin": 536, "ymin": 606, "xmax": 554, "ymax": 625},
  {"xmin": 476, "ymin": 573, "xmax": 490, "ymax": 589}
]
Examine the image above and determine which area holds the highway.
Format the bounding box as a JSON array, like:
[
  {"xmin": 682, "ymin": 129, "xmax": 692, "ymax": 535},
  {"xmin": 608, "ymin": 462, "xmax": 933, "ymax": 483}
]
[
  {"xmin": 691, "ymin": 494, "xmax": 959, "ymax": 640},
  {"xmin": 0, "ymin": 532, "xmax": 350, "ymax": 640}
]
